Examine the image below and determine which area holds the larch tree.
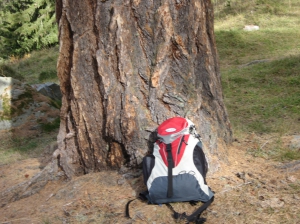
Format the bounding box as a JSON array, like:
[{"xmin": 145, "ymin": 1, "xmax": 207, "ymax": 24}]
[
  {"xmin": 54, "ymin": 0, "xmax": 232, "ymax": 178},
  {"xmin": 1, "ymin": 0, "xmax": 232, "ymax": 205}
]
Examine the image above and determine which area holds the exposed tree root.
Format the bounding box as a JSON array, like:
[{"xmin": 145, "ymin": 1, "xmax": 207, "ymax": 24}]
[
  {"xmin": 277, "ymin": 160, "xmax": 300, "ymax": 171},
  {"xmin": 0, "ymin": 157, "xmax": 64, "ymax": 207}
]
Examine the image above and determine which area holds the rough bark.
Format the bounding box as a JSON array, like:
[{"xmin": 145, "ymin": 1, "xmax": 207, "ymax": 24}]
[{"xmin": 55, "ymin": 0, "xmax": 232, "ymax": 178}]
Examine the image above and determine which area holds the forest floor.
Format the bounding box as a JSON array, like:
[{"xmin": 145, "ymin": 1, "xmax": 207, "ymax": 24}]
[{"xmin": 0, "ymin": 133, "xmax": 299, "ymax": 224}]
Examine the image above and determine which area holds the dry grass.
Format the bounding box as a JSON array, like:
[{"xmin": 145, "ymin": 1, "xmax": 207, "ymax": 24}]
[{"xmin": 0, "ymin": 134, "xmax": 299, "ymax": 224}]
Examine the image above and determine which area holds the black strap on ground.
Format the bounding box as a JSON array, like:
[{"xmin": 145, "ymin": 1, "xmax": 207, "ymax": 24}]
[
  {"xmin": 125, "ymin": 191, "xmax": 149, "ymax": 219},
  {"xmin": 166, "ymin": 143, "xmax": 174, "ymax": 198},
  {"xmin": 125, "ymin": 199, "xmax": 136, "ymax": 218},
  {"xmin": 166, "ymin": 196, "xmax": 214, "ymax": 223}
]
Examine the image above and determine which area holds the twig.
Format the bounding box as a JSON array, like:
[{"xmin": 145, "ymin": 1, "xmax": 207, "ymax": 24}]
[
  {"xmin": 260, "ymin": 141, "xmax": 269, "ymax": 150},
  {"xmin": 220, "ymin": 181, "xmax": 252, "ymax": 194},
  {"xmin": 63, "ymin": 201, "xmax": 74, "ymax": 207},
  {"xmin": 46, "ymin": 193, "xmax": 55, "ymax": 201}
]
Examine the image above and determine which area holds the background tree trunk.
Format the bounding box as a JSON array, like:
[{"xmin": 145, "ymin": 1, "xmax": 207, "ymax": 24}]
[{"xmin": 55, "ymin": 0, "xmax": 232, "ymax": 178}]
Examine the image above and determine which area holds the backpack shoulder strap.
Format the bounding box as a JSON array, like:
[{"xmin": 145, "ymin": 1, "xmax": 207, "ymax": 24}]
[
  {"xmin": 166, "ymin": 196, "xmax": 214, "ymax": 223},
  {"xmin": 166, "ymin": 143, "xmax": 174, "ymax": 198}
]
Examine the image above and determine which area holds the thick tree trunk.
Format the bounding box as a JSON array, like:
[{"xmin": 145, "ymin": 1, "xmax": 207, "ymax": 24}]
[{"xmin": 55, "ymin": 0, "xmax": 232, "ymax": 178}]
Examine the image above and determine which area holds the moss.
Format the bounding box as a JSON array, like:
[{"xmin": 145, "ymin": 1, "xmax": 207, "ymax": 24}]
[
  {"xmin": 0, "ymin": 97, "xmax": 15, "ymax": 120},
  {"xmin": 0, "ymin": 87, "xmax": 36, "ymax": 120},
  {"xmin": 40, "ymin": 117, "xmax": 60, "ymax": 132},
  {"xmin": 49, "ymin": 99, "xmax": 62, "ymax": 109},
  {"xmin": 12, "ymin": 89, "xmax": 33, "ymax": 101}
]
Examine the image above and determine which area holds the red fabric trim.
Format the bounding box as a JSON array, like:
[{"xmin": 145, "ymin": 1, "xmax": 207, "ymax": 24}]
[
  {"xmin": 157, "ymin": 117, "xmax": 188, "ymax": 136},
  {"xmin": 158, "ymin": 135, "xmax": 190, "ymax": 167}
]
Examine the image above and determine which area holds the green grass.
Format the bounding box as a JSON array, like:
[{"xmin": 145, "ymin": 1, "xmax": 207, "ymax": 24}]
[
  {"xmin": 246, "ymin": 137, "xmax": 300, "ymax": 161},
  {"xmin": 216, "ymin": 29, "xmax": 300, "ymax": 67},
  {"xmin": 0, "ymin": 63, "xmax": 25, "ymax": 81},
  {"xmin": 0, "ymin": 0, "xmax": 300, "ymax": 163},
  {"xmin": 280, "ymin": 150, "xmax": 300, "ymax": 161},
  {"xmin": 1, "ymin": 46, "xmax": 59, "ymax": 84},
  {"xmin": 289, "ymin": 183, "xmax": 300, "ymax": 192},
  {"xmin": 214, "ymin": 0, "xmax": 300, "ymax": 136},
  {"xmin": 222, "ymin": 55, "xmax": 300, "ymax": 134},
  {"xmin": 0, "ymin": 132, "xmax": 57, "ymax": 165},
  {"xmin": 38, "ymin": 70, "xmax": 58, "ymax": 82},
  {"xmin": 40, "ymin": 117, "xmax": 61, "ymax": 133}
]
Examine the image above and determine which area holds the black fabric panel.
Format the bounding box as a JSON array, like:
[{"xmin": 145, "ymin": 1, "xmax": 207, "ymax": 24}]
[
  {"xmin": 148, "ymin": 173, "xmax": 211, "ymax": 204},
  {"xmin": 193, "ymin": 141, "xmax": 208, "ymax": 183},
  {"xmin": 166, "ymin": 143, "xmax": 174, "ymax": 198},
  {"xmin": 142, "ymin": 155, "xmax": 155, "ymax": 185}
]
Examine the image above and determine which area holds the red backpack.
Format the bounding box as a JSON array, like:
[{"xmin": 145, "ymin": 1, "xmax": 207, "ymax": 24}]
[{"xmin": 127, "ymin": 117, "xmax": 214, "ymax": 223}]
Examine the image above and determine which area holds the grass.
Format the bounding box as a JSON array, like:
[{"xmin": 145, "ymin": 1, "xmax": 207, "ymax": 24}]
[
  {"xmin": 40, "ymin": 117, "xmax": 60, "ymax": 132},
  {"xmin": 38, "ymin": 70, "xmax": 57, "ymax": 82},
  {"xmin": 0, "ymin": 131, "xmax": 57, "ymax": 165},
  {"xmin": 222, "ymin": 55, "xmax": 300, "ymax": 134},
  {"xmin": 0, "ymin": 2, "xmax": 300, "ymax": 224},
  {"xmin": 0, "ymin": 63, "xmax": 24, "ymax": 81},
  {"xmin": 0, "ymin": 47, "xmax": 60, "ymax": 163},
  {"xmin": 0, "ymin": 0, "xmax": 299, "ymax": 163},
  {"xmin": 1, "ymin": 46, "xmax": 59, "ymax": 84},
  {"xmin": 246, "ymin": 137, "xmax": 300, "ymax": 161},
  {"xmin": 280, "ymin": 150, "xmax": 300, "ymax": 161},
  {"xmin": 214, "ymin": 0, "xmax": 300, "ymax": 137}
]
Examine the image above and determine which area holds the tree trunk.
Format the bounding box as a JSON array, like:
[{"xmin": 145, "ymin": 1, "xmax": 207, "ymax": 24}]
[{"xmin": 55, "ymin": 0, "xmax": 232, "ymax": 178}]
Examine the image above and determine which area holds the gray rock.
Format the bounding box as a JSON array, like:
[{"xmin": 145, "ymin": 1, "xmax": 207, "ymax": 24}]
[
  {"xmin": 0, "ymin": 77, "xmax": 60, "ymax": 136},
  {"xmin": 0, "ymin": 119, "xmax": 12, "ymax": 130},
  {"xmin": 32, "ymin": 82, "xmax": 62, "ymax": 101},
  {"xmin": 289, "ymin": 135, "xmax": 300, "ymax": 150}
]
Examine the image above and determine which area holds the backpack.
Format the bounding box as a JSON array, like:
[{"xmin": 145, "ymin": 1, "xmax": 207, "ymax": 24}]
[{"xmin": 126, "ymin": 117, "xmax": 214, "ymax": 223}]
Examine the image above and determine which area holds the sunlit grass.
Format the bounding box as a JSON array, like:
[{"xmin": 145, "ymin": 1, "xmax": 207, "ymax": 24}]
[
  {"xmin": 1, "ymin": 46, "xmax": 59, "ymax": 84},
  {"xmin": 0, "ymin": 0, "xmax": 299, "ymax": 163},
  {"xmin": 214, "ymin": 0, "xmax": 300, "ymax": 136},
  {"xmin": 0, "ymin": 131, "xmax": 57, "ymax": 165}
]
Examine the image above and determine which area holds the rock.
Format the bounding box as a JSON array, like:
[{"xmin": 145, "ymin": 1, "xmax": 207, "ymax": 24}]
[
  {"xmin": 277, "ymin": 160, "xmax": 300, "ymax": 171},
  {"xmin": 288, "ymin": 135, "xmax": 300, "ymax": 150},
  {"xmin": 117, "ymin": 178, "xmax": 125, "ymax": 185},
  {"xmin": 286, "ymin": 175, "xmax": 297, "ymax": 183},
  {"xmin": 260, "ymin": 198, "xmax": 284, "ymax": 208},
  {"xmin": 0, "ymin": 77, "xmax": 60, "ymax": 137},
  {"xmin": 210, "ymin": 210, "xmax": 218, "ymax": 217},
  {"xmin": 0, "ymin": 119, "xmax": 11, "ymax": 129},
  {"xmin": 31, "ymin": 82, "xmax": 62, "ymax": 102},
  {"xmin": 235, "ymin": 172, "xmax": 246, "ymax": 181},
  {"xmin": 294, "ymin": 194, "xmax": 300, "ymax": 200},
  {"xmin": 243, "ymin": 25, "xmax": 260, "ymax": 31}
]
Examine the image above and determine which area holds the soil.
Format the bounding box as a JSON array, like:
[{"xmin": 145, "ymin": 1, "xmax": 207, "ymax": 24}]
[{"xmin": 0, "ymin": 134, "xmax": 299, "ymax": 224}]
